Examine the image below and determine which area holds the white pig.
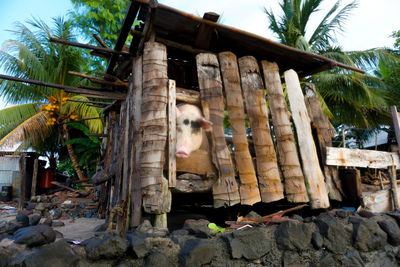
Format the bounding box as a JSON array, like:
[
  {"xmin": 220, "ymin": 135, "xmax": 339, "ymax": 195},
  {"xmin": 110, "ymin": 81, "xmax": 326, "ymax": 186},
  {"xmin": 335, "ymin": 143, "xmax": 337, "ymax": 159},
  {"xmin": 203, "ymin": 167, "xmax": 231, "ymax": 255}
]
[{"xmin": 175, "ymin": 104, "xmax": 212, "ymax": 158}]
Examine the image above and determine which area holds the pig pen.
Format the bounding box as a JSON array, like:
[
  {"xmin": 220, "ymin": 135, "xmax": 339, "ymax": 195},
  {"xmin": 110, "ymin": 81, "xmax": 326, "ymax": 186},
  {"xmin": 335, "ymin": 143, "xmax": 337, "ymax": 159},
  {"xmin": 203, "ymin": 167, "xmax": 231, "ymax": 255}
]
[{"xmin": 62, "ymin": 0, "xmax": 364, "ymax": 235}]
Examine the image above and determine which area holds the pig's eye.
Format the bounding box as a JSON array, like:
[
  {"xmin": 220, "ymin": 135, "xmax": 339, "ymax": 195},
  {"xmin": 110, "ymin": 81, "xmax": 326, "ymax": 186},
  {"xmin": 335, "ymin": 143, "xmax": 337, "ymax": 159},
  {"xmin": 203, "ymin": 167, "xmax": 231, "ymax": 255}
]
[{"xmin": 183, "ymin": 119, "xmax": 189, "ymax": 125}]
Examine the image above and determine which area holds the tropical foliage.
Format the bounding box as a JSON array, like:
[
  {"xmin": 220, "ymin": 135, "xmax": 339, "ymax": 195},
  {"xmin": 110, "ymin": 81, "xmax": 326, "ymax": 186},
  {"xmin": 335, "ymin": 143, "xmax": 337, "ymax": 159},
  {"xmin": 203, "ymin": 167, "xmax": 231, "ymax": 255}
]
[
  {"xmin": 0, "ymin": 17, "xmax": 103, "ymax": 178},
  {"xmin": 264, "ymin": 0, "xmax": 398, "ymax": 128}
]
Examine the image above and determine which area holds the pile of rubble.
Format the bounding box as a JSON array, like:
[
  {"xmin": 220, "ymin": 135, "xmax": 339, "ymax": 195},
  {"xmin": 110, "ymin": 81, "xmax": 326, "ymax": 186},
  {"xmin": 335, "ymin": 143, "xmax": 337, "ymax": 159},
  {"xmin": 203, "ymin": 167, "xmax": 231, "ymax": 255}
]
[{"xmin": 2, "ymin": 208, "xmax": 400, "ymax": 266}]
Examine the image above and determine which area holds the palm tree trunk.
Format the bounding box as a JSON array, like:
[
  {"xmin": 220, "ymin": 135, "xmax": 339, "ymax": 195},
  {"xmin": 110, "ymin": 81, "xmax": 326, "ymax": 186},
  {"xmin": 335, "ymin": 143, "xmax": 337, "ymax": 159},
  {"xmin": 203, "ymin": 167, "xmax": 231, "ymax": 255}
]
[{"xmin": 62, "ymin": 123, "xmax": 85, "ymax": 180}]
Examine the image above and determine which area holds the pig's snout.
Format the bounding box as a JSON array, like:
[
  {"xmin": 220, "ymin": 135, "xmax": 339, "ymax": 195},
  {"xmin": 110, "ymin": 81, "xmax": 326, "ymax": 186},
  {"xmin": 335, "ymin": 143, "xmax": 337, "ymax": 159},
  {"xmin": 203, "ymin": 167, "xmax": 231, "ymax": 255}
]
[{"xmin": 176, "ymin": 147, "xmax": 190, "ymax": 158}]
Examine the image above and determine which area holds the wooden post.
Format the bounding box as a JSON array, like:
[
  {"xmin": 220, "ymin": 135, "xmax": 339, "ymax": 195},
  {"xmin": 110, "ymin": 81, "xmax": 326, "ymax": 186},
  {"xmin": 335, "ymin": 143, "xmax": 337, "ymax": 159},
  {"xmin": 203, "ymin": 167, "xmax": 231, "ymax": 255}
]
[
  {"xmin": 31, "ymin": 158, "xmax": 39, "ymax": 198},
  {"xmin": 238, "ymin": 56, "xmax": 284, "ymax": 203},
  {"xmin": 131, "ymin": 56, "xmax": 143, "ymax": 227},
  {"xmin": 196, "ymin": 53, "xmax": 240, "ymax": 208},
  {"xmin": 219, "ymin": 52, "xmax": 261, "ymax": 206},
  {"xmin": 141, "ymin": 42, "xmax": 171, "ymax": 215},
  {"xmin": 284, "ymin": 70, "xmax": 329, "ymax": 209},
  {"xmin": 18, "ymin": 154, "xmax": 26, "ymax": 210},
  {"xmin": 261, "ymin": 61, "xmax": 309, "ymax": 203},
  {"xmin": 390, "ymin": 155, "xmax": 400, "ymax": 210},
  {"xmin": 391, "ymin": 106, "xmax": 400, "ymax": 152},
  {"xmin": 168, "ymin": 79, "xmax": 177, "ymax": 188}
]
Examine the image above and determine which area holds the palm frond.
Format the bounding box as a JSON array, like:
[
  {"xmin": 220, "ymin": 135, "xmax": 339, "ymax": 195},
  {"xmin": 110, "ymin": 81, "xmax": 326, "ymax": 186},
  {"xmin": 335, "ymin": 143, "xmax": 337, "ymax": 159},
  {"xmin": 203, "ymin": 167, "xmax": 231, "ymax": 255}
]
[{"xmin": 0, "ymin": 111, "xmax": 52, "ymax": 150}]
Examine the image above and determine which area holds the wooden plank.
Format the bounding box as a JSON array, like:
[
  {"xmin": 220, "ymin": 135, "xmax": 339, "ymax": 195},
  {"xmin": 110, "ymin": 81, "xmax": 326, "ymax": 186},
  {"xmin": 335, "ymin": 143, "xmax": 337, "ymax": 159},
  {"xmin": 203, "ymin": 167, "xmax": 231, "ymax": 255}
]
[
  {"xmin": 219, "ymin": 52, "xmax": 261, "ymax": 206},
  {"xmin": 261, "ymin": 61, "xmax": 309, "ymax": 203},
  {"xmin": 176, "ymin": 87, "xmax": 200, "ymax": 104},
  {"xmin": 239, "ymin": 56, "xmax": 284, "ymax": 203},
  {"xmin": 31, "ymin": 158, "xmax": 38, "ymax": 198},
  {"xmin": 174, "ymin": 173, "xmax": 216, "ymax": 193},
  {"xmin": 194, "ymin": 12, "xmax": 219, "ymax": 49},
  {"xmin": 304, "ymin": 83, "xmax": 343, "ymax": 201},
  {"xmin": 196, "ymin": 53, "xmax": 240, "ymax": 208},
  {"xmin": 326, "ymin": 147, "xmax": 400, "ymax": 169},
  {"xmin": 176, "ymin": 140, "xmax": 216, "ymax": 175},
  {"xmin": 362, "ymin": 189, "xmax": 394, "ymax": 212},
  {"xmin": 391, "ymin": 106, "xmax": 400, "ymax": 152},
  {"xmin": 141, "ymin": 42, "xmax": 171, "ymax": 214},
  {"xmin": 131, "ymin": 56, "xmax": 143, "ymax": 227},
  {"xmin": 18, "ymin": 155, "xmax": 26, "ymax": 210},
  {"xmin": 389, "ymin": 159, "xmax": 400, "ymax": 210},
  {"xmin": 168, "ymin": 80, "xmax": 177, "ymax": 187},
  {"xmin": 285, "ymin": 70, "xmax": 329, "ymax": 209}
]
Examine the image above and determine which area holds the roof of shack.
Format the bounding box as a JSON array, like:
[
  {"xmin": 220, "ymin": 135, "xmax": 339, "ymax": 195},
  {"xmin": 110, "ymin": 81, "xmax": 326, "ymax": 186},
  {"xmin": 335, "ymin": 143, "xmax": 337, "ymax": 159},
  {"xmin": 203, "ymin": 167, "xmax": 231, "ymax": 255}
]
[{"xmin": 106, "ymin": 0, "xmax": 363, "ymax": 77}]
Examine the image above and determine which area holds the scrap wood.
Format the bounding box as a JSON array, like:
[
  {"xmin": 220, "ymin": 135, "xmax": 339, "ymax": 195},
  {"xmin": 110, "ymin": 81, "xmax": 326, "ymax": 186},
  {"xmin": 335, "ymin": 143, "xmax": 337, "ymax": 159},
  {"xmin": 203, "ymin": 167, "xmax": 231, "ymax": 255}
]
[
  {"xmin": 51, "ymin": 181, "xmax": 88, "ymax": 197},
  {"xmin": 226, "ymin": 216, "xmax": 297, "ymax": 228},
  {"xmin": 238, "ymin": 204, "xmax": 308, "ymax": 224}
]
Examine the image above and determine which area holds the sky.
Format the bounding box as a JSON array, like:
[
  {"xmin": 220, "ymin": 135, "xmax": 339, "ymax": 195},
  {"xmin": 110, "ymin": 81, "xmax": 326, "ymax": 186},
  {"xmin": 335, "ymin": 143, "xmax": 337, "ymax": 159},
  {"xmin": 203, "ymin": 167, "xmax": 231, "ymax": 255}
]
[{"xmin": 0, "ymin": 0, "xmax": 399, "ymax": 108}]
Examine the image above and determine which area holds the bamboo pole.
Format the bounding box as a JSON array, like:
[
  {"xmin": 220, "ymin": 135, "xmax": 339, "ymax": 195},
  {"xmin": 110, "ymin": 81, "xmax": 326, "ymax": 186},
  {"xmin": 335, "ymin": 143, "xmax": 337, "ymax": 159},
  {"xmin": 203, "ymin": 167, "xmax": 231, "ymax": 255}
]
[
  {"xmin": 238, "ymin": 56, "xmax": 284, "ymax": 203},
  {"xmin": 219, "ymin": 52, "xmax": 261, "ymax": 206},
  {"xmin": 261, "ymin": 61, "xmax": 309, "ymax": 203}
]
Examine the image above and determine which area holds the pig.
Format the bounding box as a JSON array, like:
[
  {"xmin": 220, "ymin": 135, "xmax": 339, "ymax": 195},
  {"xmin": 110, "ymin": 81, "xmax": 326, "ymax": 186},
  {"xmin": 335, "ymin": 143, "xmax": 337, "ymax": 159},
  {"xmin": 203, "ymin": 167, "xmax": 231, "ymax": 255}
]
[{"xmin": 175, "ymin": 104, "xmax": 212, "ymax": 158}]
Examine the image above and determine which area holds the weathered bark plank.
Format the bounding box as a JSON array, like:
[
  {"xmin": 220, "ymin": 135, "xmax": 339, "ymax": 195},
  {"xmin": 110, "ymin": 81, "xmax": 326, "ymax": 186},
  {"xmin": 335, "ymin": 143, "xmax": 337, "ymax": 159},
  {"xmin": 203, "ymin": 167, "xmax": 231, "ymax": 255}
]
[
  {"xmin": 304, "ymin": 83, "xmax": 343, "ymax": 201},
  {"xmin": 284, "ymin": 70, "xmax": 329, "ymax": 209},
  {"xmin": 326, "ymin": 147, "xmax": 400, "ymax": 169},
  {"xmin": 140, "ymin": 42, "xmax": 171, "ymax": 214},
  {"xmin": 168, "ymin": 79, "xmax": 177, "ymax": 187},
  {"xmin": 238, "ymin": 56, "xmax": 284, "ymax": 203},
  {"xmin": 176, "ymin": 148, "xmax": 216, "ymax": 175},
  {"xmin": 174, "ymin": 173, "xmax": 216, "ymax": 193},
  {"xmin": 196, "ymin": 53, "xmax": 240, "ymax": 208},
  {"xmin": 391, "ymin": 106, "xmax": 400, "ymax": 152},
  {"xmin": 131, "ymin": 56, "xmax": 143, "ymax": 227},
  {"xmin": 31, "ymin": 158, "xmax": 38, "ymax": 198},
  {"xmin": 261, "ymin": 61, "xmax": 309, "ymax": 203},
  {"xmin": 219, "ymin": 52, "xmax": 261, "ymax": 206}
]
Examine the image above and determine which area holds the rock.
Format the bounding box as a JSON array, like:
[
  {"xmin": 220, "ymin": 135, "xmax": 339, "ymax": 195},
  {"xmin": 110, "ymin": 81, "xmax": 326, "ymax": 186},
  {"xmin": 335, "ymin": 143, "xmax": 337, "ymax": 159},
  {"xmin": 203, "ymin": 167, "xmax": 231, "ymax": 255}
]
[
  {"xmin": 358, "ymin": 209, "xmax": 376, "ymax": 218},
  {"xmin": 83, "ymin": 233, "xmax": 128, "ymax": 260},
  {"xmin": 377, "ymin": 220, "xmax": 400, "ymax": 246},
  {"xmin": 144, "ymin": 252, "xmax": 174, "ymax": 267},
  {"xmin": 19, "ymin": 209, "xmax": 33, "ymax": 216},
  {"xmin": 127, "ymin": 231, "xmax": 150, "ymax": 258},
  {"xmin": 29, "ymin": 214, "xmax": 41, "ymax": 226},
  {"xmin": 137, "ymin": 220, "xmax": 153, "ymax": 234},
  {"xmin": 4, "ymin": 221, "xmax": 25, "ymax": 234},
  {"xmin": 386, "ymin": 211, "xmax": 400, "ymax": 225},
  {"xmin": 341, "ymin": 250, "xmax": 364, "ymax": 267},
  {"xmin": 23, "ymin": 240, "xmax": 81, "ymax": 267},
  {"xmin": 315, "ymin": 213, "xmax": 352, "ymax": 254},
  {"xmin": 291, "ymin": 214, "xmax": 304, "ymax": 223},
  {"xmin": 16, "ymin": 213, "xmax": 29, "ymax": 226},
  {"xmin": 39, "ymin": 217, "xmax": 52, "ymax": 226},
  {"xmin": 225, "ymin": 227, "xmax": 274, "ymax": 260},
  {"xmin": 25, "ymin": 202, "xmax": 36, "ymax": 210},
  {"xmin": 14, "ymin": 224, "xmax": 56, "ymax": 247},
  {"xmin": 34, "ymin": 203, "xmax": 46, "ymax": 211},
  {"xmin": 182, "ymin": 219, "xmax": 215, "ymax": 238},
  {"xmin": 244, "ymin": 211, "xmax": 261, "ymax": 218},
  {"xmin": 54, "ymin": 230, "xmax": 64, "ymax": 238},
  {"xmin": 49, "ymin": 209, "xmax": 61, "ymax": 220},
  {"xmin": 51, "ymin": 221, "xmax": 65, "ymax": 227},
  {"xmin": 351, "ymin": 219, "xmax": 387, "ymax": 252},
  {"xmin": 336, "ymin": 209, "xmax": 354, "ymax": 219},
  {"xmin": 312, "ymin": 232, "xmax": 324, "ymax": 249},
  {"xmin": 179, "ymin": 238, "xmax": 215, "ymax": 267},
  {"xmin": 275, "ymin": 220, "xmax": 313, "ymax": 251},
  {"xmin": 304, "ymin": 216, "xmax": 314, "ymax": 223},
  {"xmin": 93, "ymin": 222, "xmax": 108, "ymax": 232}
]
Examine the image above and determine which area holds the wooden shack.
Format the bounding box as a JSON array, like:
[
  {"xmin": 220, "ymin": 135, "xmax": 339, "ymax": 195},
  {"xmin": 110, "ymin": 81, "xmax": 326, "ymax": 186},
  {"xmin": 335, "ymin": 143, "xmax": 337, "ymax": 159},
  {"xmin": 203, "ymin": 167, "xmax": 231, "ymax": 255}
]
[
  {"xmin": 0, "ymin": 0, "xmax": 365, "ymax": 234},
  {"xmin": 87, "ymin": 0, "xmax": 366, "ymax": 233}
]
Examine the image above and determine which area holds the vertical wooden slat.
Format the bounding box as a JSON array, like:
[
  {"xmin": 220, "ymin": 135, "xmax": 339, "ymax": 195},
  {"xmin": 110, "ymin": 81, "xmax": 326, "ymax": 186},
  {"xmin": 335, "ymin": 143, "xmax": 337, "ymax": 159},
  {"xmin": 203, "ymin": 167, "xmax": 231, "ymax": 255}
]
[
  {"xmin": 219, "ymin": 52, "xmax": 261, "ymax": 206},
  {"xmin": 18, "ymin": 154, "xmax": 26, "ymax": 210},
  {"xmin": 31, "ymin": 158, "xmax": 38, "ymax": 198},
  {"xmin": 261, "ymin": 61, "xmax": 309, "ymax": 203},
  {"xmin": 141, "ymin": 41, "xmax": 171, "ymax": 214},
  {"xmin": 238, "ymin": 56, "xmax": 284, "ymax": 203},
  {"xmin": 391, "ymin": 106, "xmax": 400, "ymax": 152},
  {"xmin": 131, "ymin": 56, "xmax": 143, "ymax": 227},
  {"xmin": 168, "ymin": 79, "xmax": 177, "ymax": 188},
  {"xmin": 196, "ymin": 53, "xmax": 240, "ymax": 208},
  {"xmin": 390, "ymin": 155, "xmax": 400, "ymax": 210},
  {"xmin": 284, "ymin": 70, "xmax": 329, "ymax": 209},
  {"xmin": 304, "ymin": 83, "xmax": 343, "ymax": 201}
]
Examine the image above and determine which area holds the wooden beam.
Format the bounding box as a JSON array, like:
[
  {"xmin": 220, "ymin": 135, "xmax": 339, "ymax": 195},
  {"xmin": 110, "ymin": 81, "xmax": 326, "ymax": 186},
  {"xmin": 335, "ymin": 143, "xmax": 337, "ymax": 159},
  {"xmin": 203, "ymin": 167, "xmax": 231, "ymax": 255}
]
[
  {"xmin": 194, "ymin": 12, "xmax": 219, "ymax": 49},
  {"xmin": 0, "ymin": 74, "xmax": 126, "ymax": 100},
  {"xmin": 155, "ymin": 36, "xmax": 208, "ymax": 54},
  {"xmin": 66, "ymin": 99, "xmax": 111, "ymax": 106},
  {"xmin": 176, "ymin": 87, "xmax": 200, "ymax": 104},
  {"xmin": 389, "ymin": 156, "xmax": 400, "ymax": 210},
  {"xmin": 31, "ymin": 158, "xmax": 38, "ymax": 198},
  {"xmin": 326, "ymin": 147, "xmax": 400, "ymax": 169},
  {"xmin": 174, "ymin": 173, "xmax": 215, "ymax": 193},
  {"xmin": 168, "ymin": 80, "xmax": 177, "ymax": 188},
  {"xmin": 68, "ymin": 71, "xmax": 128, "ymax": 87},
  {"xmin": 92, "ymin": 33, "xmax": 109, "ymax": 48},
  {"xmin": 50, "ymin": 37, "xmax": 131, "ymax": 56},
  {"xmin": 285, "ymin": 69, "xmax": 329, "ymax": 209},
  {"xmin": 136, "ymin": 1, "xmax": 158, "ymax": 56},
  {"xmin": 391, "ymin": 105, "xmax": 400, "ymax": 153},
  {"xmin": 18, "ymin": 154, "xmax": 26, "ymax": 210}
]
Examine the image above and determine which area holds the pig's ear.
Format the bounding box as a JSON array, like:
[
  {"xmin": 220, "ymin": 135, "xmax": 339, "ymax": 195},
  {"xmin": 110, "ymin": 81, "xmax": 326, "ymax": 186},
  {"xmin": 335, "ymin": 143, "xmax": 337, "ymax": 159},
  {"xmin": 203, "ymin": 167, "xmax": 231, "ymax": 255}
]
[
  {"xmin": 176, "ymin": 106, "xmax": 181, "ymax": 118},
  {"xmin": 200, "ymin": 117, "xmax": 213, "ymax": 131}
]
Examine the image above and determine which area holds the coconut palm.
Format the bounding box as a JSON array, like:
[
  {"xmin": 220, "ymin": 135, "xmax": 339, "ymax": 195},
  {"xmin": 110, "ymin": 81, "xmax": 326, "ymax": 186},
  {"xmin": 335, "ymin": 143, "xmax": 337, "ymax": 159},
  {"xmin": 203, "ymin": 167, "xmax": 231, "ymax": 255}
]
[
  {"xmin": 264, "ymin": 0, "xmax": 397, "ymax": 128},
  {"xmin": 0, "ymin": 17, "xmax": 103, "ymax": 180}
]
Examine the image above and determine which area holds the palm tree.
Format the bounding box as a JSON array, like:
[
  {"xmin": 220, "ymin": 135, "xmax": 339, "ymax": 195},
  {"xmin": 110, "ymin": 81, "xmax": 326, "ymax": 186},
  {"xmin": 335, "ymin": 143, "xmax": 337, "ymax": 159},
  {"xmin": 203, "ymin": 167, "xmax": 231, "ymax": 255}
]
[
  {"xmin": 264, "ymin": 0, "xmax": 397, "ymax": 128},
  {"xmin": 0, "ymin": 17, "xmax": 103, "ymax": 180}
]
